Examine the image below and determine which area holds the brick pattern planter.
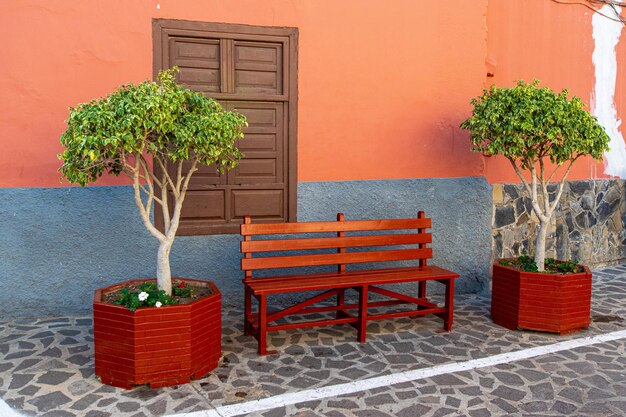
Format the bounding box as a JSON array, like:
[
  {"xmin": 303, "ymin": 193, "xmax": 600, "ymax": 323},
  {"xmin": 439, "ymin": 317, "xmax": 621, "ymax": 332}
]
[
  {"xmin": 491, "ymin": 262, "xmax": 592, "ymax": 334},
  {"xmin": 93, "ymin": 278, "xmax": 221, "ymax": 389}
]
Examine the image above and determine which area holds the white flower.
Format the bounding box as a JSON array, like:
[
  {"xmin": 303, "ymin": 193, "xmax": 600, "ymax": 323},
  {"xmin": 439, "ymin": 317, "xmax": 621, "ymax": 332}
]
[
  {"xmin": 138, "ymin": 291, "xmax": 149, "ymax": 301},
  {"xmin": 155, "ymin": 301, "xmax": 162, "ymax": 308}
]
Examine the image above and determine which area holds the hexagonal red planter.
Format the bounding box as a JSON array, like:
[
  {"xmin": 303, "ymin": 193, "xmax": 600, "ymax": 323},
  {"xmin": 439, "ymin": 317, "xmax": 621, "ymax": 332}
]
[
  {"xmin": 491, "ymin": 262, "xmax": 592, "ymax": 335},
  {"xmin": 93, "ymin": 278, "xmax": 221, "ymax": 389}
]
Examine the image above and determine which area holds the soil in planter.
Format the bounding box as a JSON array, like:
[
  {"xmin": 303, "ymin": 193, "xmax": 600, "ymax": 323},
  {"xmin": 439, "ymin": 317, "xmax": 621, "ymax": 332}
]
[
  {"xmin": 498, "ymin": 256, "xmax": 584, "ymax": 274},
  {"xmin": 102, "ymin": 279, "xmax": 214, "ymax": 306}
]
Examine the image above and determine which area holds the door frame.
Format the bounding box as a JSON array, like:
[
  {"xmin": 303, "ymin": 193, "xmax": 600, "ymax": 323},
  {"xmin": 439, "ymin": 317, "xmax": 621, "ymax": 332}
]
[{"xmin": 152, "ymin": 19, "xmax": 298, "ymax": 234}]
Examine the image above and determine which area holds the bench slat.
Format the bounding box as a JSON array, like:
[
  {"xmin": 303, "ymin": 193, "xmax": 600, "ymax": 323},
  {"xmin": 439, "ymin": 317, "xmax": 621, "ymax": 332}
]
[
  {"xmin": 241, "ymin": 248, "xmax": 433, "ymax": 271},
  {"xmin": 241, "ymin": 233, "xmax": 432, "ymax": 253},
  {"xmin": 244, "ymin": 265, "xmax": 436, "ymax": 284},
  {"xmin": 241, "ymin": 218, "xmax": 431, "ymax": 235},
  {"xmin": 246, "ymin": 265, "xmax": 458, "ymax": 294}
]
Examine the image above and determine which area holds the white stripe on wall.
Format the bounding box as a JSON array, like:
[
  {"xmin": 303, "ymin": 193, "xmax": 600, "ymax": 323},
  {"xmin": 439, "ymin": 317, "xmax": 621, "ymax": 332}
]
[{"xmin": 592, "ymin": 5, "xmax": 626, "ymax": 178}]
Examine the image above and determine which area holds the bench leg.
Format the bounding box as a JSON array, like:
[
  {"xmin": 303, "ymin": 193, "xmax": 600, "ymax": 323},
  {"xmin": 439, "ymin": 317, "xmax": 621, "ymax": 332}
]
[
  {"xmin": 244, "ymin": 286, "xmax": 252, "ymax": 336},
  {"xmin": 258, "ymin": 294, "xmax": 268, "ymax": 355},
  {"xmin": 443, "ymin": 278, "xmax": 454, "ymax": 332},
  {"xmin": 358, "ymin": 286, "xmax": 368, "ymax": 343},
  {"xmin": 336, "ymin": 289, "xmax": 346, "ymax": 319},
  {"xmin": 417, "ymin": 281, "xmax": 427, "ymax": 310}
]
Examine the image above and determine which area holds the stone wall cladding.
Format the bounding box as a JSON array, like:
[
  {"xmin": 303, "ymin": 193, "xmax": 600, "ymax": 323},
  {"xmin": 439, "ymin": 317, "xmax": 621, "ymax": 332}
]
[
  {"xmin": 298, "ymin": 178, "xmax": 493, "ymax": 296},
  {"xmin": 492, "ymin": 179, "xmax": 626, "ymax": 267}
]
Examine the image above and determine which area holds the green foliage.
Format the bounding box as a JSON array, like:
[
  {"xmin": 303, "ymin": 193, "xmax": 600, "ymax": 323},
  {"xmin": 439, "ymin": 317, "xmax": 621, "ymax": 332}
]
[
  {"xmin": 59, "ymin": 68, "xmax": 246, "ymax": 186},
  {"xmin": 173, "ymin": 281, "xmax": 192, "ymax": 298},
  {"xmin": 499, "ymin": 255, "xmax": 538, "ymax": 272},
  {"xmin": 517, "ymin": 254, "xmax": 539, "ymax": 272},
  {"xmin": 114, "ymin": 282, "xmax": 177, "ymax": 311},
  {"xmin": 460, "ymin": 80, "xmax": 609, "ymax": 169},
  {"xmin": 500, "ymin": 256, "xmax": 581, "ymax": 274},
  {"xmin": 545, "ymin": 258, "xmax": 580, "ymax": 273}
]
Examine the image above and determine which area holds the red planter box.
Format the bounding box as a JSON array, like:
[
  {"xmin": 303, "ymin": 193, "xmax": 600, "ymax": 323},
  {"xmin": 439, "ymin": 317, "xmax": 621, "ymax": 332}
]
[
  {"xmin": 93, "ymin": 278, "xmax": 221, "ymax": 389},
  {"xmin": 491, "ymin": 262, "xmax": 592, "ymax": 335}
]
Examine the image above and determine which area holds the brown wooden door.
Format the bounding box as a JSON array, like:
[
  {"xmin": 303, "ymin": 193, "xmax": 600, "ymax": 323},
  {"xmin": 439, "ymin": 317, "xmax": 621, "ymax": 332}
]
[{"xmin": 153, "ymin": 20, "xmax": 298, "ymax": 234}]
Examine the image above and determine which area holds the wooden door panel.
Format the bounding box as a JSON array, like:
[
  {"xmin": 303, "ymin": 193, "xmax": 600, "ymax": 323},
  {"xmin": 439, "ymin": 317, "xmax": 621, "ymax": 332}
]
[
  {"xmin": 178, "ymin": 68, "xmax": 220, "ymax": 93},
  {"xmin": 235, "ymin": 159, "xmax": 276, "ymax": 179},
  {"xmin": 234, "ymin": 41, "xmax": 282, "ymax": 95},
  {"xmin": 172, "ymin": 190, "xmax": 226, "ymax": 235},
  {"xmin": 179, "ymin": 190, "xmax": 226, "ymax": 220},
  {"xmin": 186, "ymin": 162, "xmax": 224, "ymax": 189},
  {"xmin": 169, "ymin": 37, "xmax": 221, "ymax": 93},
  {"xmin": 232, "ymin": 189, "xmax": 285, "ymax": 221},
  {"xmin": 237, "ymin": 134, "xmax": 276, "ymax": 151},
  {"xmin": 230, "ymin": 102, "xmax": 284, "ymax": 185}
]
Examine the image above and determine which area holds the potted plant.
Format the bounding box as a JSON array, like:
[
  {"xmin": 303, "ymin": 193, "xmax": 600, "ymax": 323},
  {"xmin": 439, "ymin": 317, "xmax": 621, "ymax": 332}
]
[
  {"xmin": 59, "ymin": 68, "xmax": 246, "ymax": 388},
  {"xmin": 461, "ymin": 80, "xmax": 610, "ymax": 334}
]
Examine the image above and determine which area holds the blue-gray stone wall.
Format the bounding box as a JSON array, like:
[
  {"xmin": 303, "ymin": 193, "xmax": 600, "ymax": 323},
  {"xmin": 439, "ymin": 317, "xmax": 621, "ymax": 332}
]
[
  {"xmin": 298, "ymin": 178, "xmax": 492, "ymax": 295},
  {"xmin": 492, "ymin": 180, "xmax": 626, "ymax": 266},
  {"xmin": 1, "ymin": 177, "xmax": 492, "ymax": 318}
]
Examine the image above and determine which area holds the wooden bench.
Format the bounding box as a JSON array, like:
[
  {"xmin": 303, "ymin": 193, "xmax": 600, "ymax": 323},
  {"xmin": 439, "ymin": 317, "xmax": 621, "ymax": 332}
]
[{"xmin": 240, "ymin": 212, "xmax": 460, "ymax": 355}]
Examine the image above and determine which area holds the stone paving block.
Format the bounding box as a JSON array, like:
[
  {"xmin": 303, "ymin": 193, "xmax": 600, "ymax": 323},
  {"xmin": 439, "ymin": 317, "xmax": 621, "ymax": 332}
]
[
  {"xmin": 517, "ymin": 369, "xmax": 550, "ymax": 382},
  {"xmin": 396, "ymin": 403, "xmax": 432, "ymax": 416},
  {"xmin": 41, "ymin": 410, "xmax": 76, "ymax": 417},
  {"xmin": 363, "ymin": 393, "xmax": 395, "ymax": 407},
  {"xmin": 17, "ymin": 385, "xmax": 39, "ymax": 396},
  {"xmin": 70, "ymin": 393, "xmax": 102, "ymax": 411},
  {"xmin": 354, "ymin": 409, "xmax": 393, "ymax": 417},
  {"xmin": 550, "ymin": 399, "xmax": 578, "ymax": 414},
  {"xmin": 260, "ymin": 406, "xmax": 288, "ymax": 417},
  {"xmin": 27, "ymin": 391, "xmax": 72, "ymax": 412},
  {"xmin": 579, "ymin": 401, "xmax": 615, "ymax": 414},
  {"xmin": 467, "ymin": 398, "xmax": 483, "ymax": 408},
  {"xmin": 490, "ymin": 397, "xmax": 518, "ymax": 413},
  {"xmin": 323, "ymin": 411, "xmax": 347, "ymax": 417},
  {"xmin": 395, "ymin": 390, "xmax": 418, "ymax": 401},
  {"xmin": 84, "ymin": 411, "xmax": 111, "ymax": 417},
  {"xmin": 36, "ymin": 370, "xmax": 74, "ymax": 385},
  {"xmin": 467, "ymin": 409, "xmax": 491, "ymax": 417},
  {"xmin": 557, "ymin": 387, "xmax": 583, "ymax": 404},
  {"xmin": 146, "ymin": 398, "xmax": 168, "ymax": 415},
  {"xmin": 432, "ymin": 408, "xmax": 458, "ymax": 417},
  {"xmin": 445, "ymin": 396, "xmax": 461, "ymax": 408}
]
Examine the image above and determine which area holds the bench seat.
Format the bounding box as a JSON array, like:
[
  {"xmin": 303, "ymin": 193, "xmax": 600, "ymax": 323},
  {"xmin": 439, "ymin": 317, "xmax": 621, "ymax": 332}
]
[{"xmin": 247, "ymin": 266, "xmax": 458, "ymax": 295}]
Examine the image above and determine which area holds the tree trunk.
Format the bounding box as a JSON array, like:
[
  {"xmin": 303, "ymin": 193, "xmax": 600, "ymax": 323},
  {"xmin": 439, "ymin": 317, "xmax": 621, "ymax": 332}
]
[
  {"xmin": 157, "ymin": 240, "xmax": 173, "ymax": 295},
  {"xmin": 534, "ymin": 220, "xmax": 549, "ymax": 271}
]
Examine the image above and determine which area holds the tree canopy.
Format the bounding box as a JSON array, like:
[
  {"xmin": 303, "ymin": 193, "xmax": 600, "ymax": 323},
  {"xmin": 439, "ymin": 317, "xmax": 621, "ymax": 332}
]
[
  {"xmin": 60, "ymin": 68, "xmax": 246, "ymax": 186},
  {"xmin": 460, "ymin": 80, "xmax": 609, "ymax": 170}
]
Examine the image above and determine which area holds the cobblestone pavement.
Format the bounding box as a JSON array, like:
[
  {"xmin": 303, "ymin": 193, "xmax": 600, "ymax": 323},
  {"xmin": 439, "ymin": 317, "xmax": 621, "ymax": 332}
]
[{"xmin": 0, "ymin": 265, "xmax": 625, "ymax": 417}]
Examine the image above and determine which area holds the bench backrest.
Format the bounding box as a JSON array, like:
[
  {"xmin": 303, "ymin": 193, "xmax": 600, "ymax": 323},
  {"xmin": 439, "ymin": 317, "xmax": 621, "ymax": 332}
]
[{"xmin": 240, "ymin": 212, "xmax": 432, "ymax": 280}]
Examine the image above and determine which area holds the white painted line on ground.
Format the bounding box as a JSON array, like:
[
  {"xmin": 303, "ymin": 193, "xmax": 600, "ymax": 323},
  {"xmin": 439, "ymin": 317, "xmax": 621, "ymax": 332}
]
[
  {"xmin": 0, "ymin": 398, "xmax": 26, "ymax": 417},
  {"xmin": 167, "ymin": 329, "xmax": 626, "ymax": 417}
]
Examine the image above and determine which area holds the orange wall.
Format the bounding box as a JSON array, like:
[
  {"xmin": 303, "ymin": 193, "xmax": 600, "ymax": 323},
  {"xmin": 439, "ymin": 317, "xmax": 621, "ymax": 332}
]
[
  {"xmin": 485, "ymin": 0, "xmax": 625, "ymax": 183},
  {"xmin": 0, "ymin": 0, "xmax": 622, "ymax": 188}
]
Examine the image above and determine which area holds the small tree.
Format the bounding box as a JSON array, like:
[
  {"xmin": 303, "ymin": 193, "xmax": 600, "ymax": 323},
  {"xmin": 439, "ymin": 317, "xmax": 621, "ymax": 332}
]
[
  {"xmin": 60, "ymin": 69, "xmax": 246, "ymax": 295},
  {"xmin": 460, "ymin": 80, "xmax": 610, "ymax": 271}
]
